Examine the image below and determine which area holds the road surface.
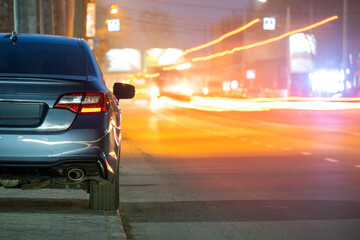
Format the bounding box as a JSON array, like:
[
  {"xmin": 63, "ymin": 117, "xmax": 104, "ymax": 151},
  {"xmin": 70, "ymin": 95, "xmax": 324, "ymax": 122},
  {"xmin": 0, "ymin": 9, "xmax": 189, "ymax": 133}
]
[{"xmin": 119, "ymin": 98, "xmax": 360, "ymax": 240}]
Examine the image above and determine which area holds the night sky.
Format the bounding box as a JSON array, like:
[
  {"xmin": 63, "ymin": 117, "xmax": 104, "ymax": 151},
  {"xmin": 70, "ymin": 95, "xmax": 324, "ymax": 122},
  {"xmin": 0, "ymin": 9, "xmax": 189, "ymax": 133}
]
[{"xmin": 101, "ymin": 0, "xmax": 254, "ymax": 49}]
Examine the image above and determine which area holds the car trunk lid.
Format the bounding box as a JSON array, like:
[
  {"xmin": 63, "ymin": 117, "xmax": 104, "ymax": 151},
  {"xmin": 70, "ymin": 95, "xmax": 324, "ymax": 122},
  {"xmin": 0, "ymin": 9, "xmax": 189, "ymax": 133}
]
[{"xmin": 0, "ymin": 77, "xmax": 86, "ymax": 130}]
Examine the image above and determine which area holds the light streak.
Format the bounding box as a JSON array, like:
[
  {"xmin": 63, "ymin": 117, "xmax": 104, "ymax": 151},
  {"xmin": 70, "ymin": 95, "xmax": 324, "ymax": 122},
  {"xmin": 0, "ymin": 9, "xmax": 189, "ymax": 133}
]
[
  {"xmin": 176, "ymin": 62, "xmax": 192, "ymax": 70},
  {"xmin": 160, "ymin": 96, "xmax": 360, "ymax": 112},
  {"xmin": 162, "ymin": 65, "xmax": 178, "ymax": 71},
  {"xmin": 144, "ymin": 72, "xmax": 160, "ymax": 78},
  {"xmin": 163, "ymin": 62, "xmax": 191, "ymax": 71},
  {"xmin": 120, "ymin": 72, "xmax": 160, "ymax": 82},
  {"xmin": 192, "ymin": 15, "xmax": 339, "ymax": 62},
  {"xmin": 183, "ymin": 18, "xmax": 260, "ymax": 56}
]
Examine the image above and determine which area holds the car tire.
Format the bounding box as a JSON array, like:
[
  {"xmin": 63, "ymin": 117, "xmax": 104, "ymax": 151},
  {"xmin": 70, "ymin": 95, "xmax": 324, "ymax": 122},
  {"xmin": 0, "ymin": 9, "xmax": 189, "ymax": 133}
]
[{"xmin": 89, "ymin": 170, "xmax": 119, "ymax": 210}]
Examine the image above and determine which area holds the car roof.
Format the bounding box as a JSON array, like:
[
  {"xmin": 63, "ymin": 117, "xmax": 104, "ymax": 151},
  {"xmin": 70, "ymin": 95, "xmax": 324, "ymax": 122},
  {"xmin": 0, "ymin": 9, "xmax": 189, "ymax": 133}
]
[{"xmin": 0, "ymin": 33, "xmax": 82, "ymax": 47}]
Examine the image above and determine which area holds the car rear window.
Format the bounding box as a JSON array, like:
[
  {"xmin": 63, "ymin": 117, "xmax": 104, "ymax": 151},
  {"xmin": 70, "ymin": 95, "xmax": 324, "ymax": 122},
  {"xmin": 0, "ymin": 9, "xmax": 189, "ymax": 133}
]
[{"xmin": 0, "ymin": 42, "xmax": 86, "ymax": 77}]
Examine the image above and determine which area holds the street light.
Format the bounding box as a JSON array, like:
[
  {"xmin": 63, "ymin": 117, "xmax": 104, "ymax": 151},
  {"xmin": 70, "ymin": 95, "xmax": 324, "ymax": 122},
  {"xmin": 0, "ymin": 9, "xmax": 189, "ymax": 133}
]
[
  {"xmin": 110, "ymin": 4, "xmax": 118, "ymax": 15},
  {"xmin": 342, "ymin": 0, "xmax": 348, "ymax": 92}
]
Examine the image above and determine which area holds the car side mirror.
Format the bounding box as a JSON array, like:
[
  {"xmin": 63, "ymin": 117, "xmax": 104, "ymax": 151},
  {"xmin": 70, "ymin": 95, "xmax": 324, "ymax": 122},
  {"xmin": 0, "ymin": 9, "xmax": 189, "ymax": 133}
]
[{"xmin": 113, "ymin": 83, "xmax": 136, "ymax": 99}]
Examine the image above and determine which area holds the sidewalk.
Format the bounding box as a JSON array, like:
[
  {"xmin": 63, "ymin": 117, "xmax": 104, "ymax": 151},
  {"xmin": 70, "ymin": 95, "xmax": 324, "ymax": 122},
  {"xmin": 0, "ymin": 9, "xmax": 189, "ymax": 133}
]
[{"xmin": 0, "ymin": 188, "xmax": 126, "ymax": 240}]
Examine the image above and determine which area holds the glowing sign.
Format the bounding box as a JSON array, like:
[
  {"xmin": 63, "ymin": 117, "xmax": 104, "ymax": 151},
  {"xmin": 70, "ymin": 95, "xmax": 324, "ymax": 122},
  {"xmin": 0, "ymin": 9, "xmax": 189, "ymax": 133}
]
[
  {"xmin": 108, "ymin": 19, "xmax": 120, "ymax": 32},
  {"xmin": 289, "ymin": 33, "xmax": 316, "ymax": 73},
  {"xmin": 309, "ymin": 69, "xmax": 344, "ymax": 93},
  {"xmin": 145, "ymin": 48, "xmax": 184, "ymax": 67},
  {"xmin": 246, "ymin": 70, "xmax": 256, "ymax": 79},
  {"xmin": 106, "ymin": 48, "xmax": 141, "ymax": 72},
  {"xmin": 86, "ymin": 3, "xmax": 96, "ymax": 37},
  {"xmin": 263, "ymin": 17, "xmax": 275, "ymax": 30}
]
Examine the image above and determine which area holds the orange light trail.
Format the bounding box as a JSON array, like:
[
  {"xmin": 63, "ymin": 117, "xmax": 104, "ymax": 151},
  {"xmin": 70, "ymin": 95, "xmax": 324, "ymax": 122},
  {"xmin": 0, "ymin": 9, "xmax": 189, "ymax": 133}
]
[
  {"xmin": 163, "ymin": 62, "xmax": 192, "ymax": 71},
  {"xmin": 183, "ymin": 18, "xmax": 260, "ymax": 56},
  {"xmin": 160, "ymin": 96, "xmax": 360, "ymax": 112},
  {"xmin": 162, "ymin": 65, "xmax": 180, "ymax": 71},
  {"xmin": 192, "ymin": 15, "xmax": 339, "ymax": 62},
  {"xmin": 144, "ymin": 73, "xmax": 160, "ymax": 78}
]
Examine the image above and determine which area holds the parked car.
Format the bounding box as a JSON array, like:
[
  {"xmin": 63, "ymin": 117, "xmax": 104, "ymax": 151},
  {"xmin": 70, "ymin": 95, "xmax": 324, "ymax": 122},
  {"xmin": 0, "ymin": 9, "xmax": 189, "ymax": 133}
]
[{"xmin": 0, "ymin": 32, "xmax": 135, "ymax": 210}]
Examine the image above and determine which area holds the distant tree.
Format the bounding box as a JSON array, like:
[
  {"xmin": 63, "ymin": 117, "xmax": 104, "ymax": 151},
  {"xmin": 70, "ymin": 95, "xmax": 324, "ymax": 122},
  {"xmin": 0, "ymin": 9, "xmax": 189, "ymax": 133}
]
[
  {"xmin": 39, "ymin": 0, "xmax": 53, "ymax": 34},
  {"xmin": 66, "ymin": 0, "xmax": 75, "ymax": 37},
  {"xmin": 13, "ymin": 0, "xmax": 37, "ymax": 33},
  {"xmin": 0, "ymin": 0, "xmax": 13, "ymax": 32},
  {"xmin": 73, "ymin": 0, "xmax": 87, "ymax": 38},
  {"xmin": 53, "ymin": 0, "xmax": 66, "ymax": 36}
]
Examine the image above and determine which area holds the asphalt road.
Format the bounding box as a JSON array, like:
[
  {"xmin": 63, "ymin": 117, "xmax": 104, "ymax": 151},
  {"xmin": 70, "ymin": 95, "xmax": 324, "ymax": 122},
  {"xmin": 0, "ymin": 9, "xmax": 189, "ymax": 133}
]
[{"xmin": 119, "ymin": 99, "xmax": 360, "ymax": 240}]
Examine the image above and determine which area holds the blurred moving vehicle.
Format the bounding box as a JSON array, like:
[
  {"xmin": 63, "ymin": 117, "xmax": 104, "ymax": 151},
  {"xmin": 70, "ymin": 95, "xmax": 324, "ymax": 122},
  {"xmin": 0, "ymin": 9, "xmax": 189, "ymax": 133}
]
[{"xmin": 0, "ymin": 32, "xmax": 135, "ymax": 210}]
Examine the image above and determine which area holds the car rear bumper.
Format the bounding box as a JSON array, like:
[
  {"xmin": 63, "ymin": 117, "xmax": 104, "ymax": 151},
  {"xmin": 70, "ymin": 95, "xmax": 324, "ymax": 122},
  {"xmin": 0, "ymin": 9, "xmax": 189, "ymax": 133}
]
[
  {"xmin": 0, "ymin": 128, "xmax": 107, "ymax": 162},
  {"xmin": 0, "ymin": 110, "xmax": 121, "ymax": 183},
  {"xmin": 0, "ymin": 127, "xmax": 119, "ymax": 182},
  {"xmin": 0, "ymin": 159, "xmax": 105, "ymax": 181}
]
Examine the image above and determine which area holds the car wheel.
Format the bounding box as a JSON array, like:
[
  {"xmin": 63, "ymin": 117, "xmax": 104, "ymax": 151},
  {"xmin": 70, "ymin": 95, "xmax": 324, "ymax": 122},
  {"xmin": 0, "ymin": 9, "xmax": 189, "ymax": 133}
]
[{"xmin": 89, "ymin": 170, "xmax": 119, "ymax": 210}]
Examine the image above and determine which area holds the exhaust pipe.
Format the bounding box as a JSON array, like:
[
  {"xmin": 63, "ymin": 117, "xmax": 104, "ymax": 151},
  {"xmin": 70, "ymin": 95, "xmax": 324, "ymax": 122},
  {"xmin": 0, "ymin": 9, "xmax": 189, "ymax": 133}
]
[{"xmin": 66, "ymin": 168, "xmax": 85, "ymax": 181}]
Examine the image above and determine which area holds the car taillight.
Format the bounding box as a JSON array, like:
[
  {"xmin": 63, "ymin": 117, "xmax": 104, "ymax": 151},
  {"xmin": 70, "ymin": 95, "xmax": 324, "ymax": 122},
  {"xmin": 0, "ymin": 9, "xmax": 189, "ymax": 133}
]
[
  {"xmin": 54, "ymin": 93, "xmax": 82, "ymax": 112},
  {"xmin": 54, "ymin": 92, "xmax": 110, "ymax": 113}
]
